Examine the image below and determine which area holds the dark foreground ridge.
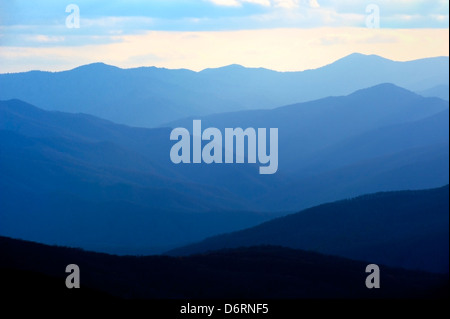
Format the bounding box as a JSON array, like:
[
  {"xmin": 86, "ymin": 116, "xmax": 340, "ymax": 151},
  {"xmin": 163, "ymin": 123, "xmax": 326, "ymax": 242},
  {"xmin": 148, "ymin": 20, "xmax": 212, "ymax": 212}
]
[
  {"xmin": 1, "ymin": 236, "xmax": 448, "ymax": 300},
  {"xmin": 169, "ymin": 185, "xmax": 450, "ymax": 274}
]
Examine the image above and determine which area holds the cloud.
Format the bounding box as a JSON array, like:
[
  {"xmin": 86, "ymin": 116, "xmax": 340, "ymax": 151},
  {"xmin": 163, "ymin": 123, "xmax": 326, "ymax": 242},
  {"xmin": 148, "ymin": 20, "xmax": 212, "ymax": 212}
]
[
  {"xmin": 28, "ymin": 35, "xmax": 65, "ymax": 44},
  {"xmin": 357, "ymin": 34, "xmax": 398, "ymax": 44},
  {"xmin": 319, "ymin": 36, "xmax": 348, "ymax": 46},
  {"xmin": 209, "ymin": 0, "xmax": 242, "ymax": 7},
  {"xmin": 205, "ymin": 0, "xmax": 449, "ymax": 29},
  {"xmin": 127, "ymin": 52, "xmax": 166, "ymax": 65},
  {"xmin": 309, "ymin": 0, "xmax": 320, "ymax": 8},
  {"xmin": 208, "ymin": 0, "xmax": 320, "ymax": 8},
  {"xmin": 0, "ymin": 0, "xmax": 447, "ymax": 52},
  {"xmin": 1, "ymin": 28, "xmax": 448, "ymax": 74}
]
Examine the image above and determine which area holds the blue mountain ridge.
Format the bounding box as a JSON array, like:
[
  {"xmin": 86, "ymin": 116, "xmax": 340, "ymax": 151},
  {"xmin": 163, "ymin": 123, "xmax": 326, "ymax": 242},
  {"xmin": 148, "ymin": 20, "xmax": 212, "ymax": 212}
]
[
  {"xmin": 0, "ymin": 53, "xmax": 448, "ymax": 127},
  {"xmin": 0, "ymin": 83, "xmax": 448, "ymax": 254},
  {"xmin": 169, "ymin": 185, "xmax": 450, "ymax": 274}
]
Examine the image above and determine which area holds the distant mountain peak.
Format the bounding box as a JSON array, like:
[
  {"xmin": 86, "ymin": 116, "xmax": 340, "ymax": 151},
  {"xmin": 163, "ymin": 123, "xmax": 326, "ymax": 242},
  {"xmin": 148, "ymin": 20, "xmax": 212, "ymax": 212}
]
[
  {"xmin": 70, "ymin": 62, "xmax": 120, "ymax": 72},
  {"xmin": 223, "ymin": 63, "xmax": 246, "ymax": 69},
  {"xmin": 200, "ymin": 64, "xmax": 246, "ymax": 73},
  {"xmin": 340, "ymin": 52, "xmax": 389, "ymax": 61},
  {"xmin": 199, "ymin": 64, "xmax": 273, "ymax": 74},
  {"xmin": 348, "ymin": 83, "xmax": 420, "ymax": 99},
  {"xmin": 320, "ymin": 53, "xmax": 392, "ymax": 69},
  {"xmin": 345, "ymin": 52, "xmax": 381, "ymax": 58}
]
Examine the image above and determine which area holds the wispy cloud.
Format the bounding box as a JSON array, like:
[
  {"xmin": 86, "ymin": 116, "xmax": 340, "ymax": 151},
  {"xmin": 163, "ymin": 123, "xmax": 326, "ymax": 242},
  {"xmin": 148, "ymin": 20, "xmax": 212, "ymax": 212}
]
[
  {"xmin": 0, "ymin": 0, "xmax": 447, "ymax": 72},
  {"xmin": 208, "ymin": 0, "xmax": 320, "ymax": 8},
  {"xmin": 1, "ymin": 28, "xmax": 448, "ymax": 73}
]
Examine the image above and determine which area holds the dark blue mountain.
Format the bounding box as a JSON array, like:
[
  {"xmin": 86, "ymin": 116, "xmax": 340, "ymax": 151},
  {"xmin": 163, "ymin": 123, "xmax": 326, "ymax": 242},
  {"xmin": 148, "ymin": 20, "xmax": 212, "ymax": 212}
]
[
  {"xmin": 0, "ymin": 99, "xmax": 285, "ymax": 207},
  {"xmin": 1, "ymin": 236, "xmax": 447, "ymax": 299},
  {"xmin": 169, "ymin": 185, "xmax": 450, "ymax": 274},
  {"xmin": 0, "ymin": 54, "xmax": 447, "ymax": 127},
  {"xmin": 0, "ymin": 99, "xmax": 282, "ymax": 254},
  {"xmin": 171, "ymin": 83, "xmax": 449, "ymax": 210},
  {"xmin": 0, "ymin": 82, "xmax": 448, "ymax": 254}
]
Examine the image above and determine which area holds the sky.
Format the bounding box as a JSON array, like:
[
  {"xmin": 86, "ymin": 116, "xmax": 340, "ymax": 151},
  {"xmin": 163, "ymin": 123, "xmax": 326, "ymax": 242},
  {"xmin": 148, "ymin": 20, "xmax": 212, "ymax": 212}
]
[{"xmin": 0, "ymin": 0, "xmax": 448, "ymax": 72}]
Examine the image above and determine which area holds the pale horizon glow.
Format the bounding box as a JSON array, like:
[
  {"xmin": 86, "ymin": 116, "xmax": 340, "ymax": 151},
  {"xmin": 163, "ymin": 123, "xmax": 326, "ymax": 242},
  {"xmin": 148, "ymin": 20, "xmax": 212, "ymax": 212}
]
[
  {"xmin": 0, "ymin": 27, "xmax": 448, "ymax": 74},
  {"xmin": 1, "ymin": 0, "xmax": 448, "ymax": 73}
]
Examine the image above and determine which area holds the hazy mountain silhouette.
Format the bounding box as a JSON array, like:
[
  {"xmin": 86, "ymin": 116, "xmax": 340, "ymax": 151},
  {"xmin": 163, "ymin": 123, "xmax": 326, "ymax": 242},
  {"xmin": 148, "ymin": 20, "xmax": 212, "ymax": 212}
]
[
  {"xmin": 170, "ymin": 83, "xmax": 449, "ymax": 210},
  {"xmin": 0, "ymin": 99, "xmax": 284, "ymax": 253},
  {"xmin": 169, "ymin": 185, "xmax": 449, "ymax": 274},
  {"xmin": 1, "ymin": 236, "xmax": 447, "ymax": 299},
  {"xmin": 0, "ymin": 54, "xmax": 447, "ymax": 127},
  {"xmin": 419, "ymin": 84, "xmax": 449, "ymax": 101},
  {"xmin": 300, "ymin": 108, "xmax": 449, "ymax": 172},
  {"xmin": 0, "ymin": 83, "xmax": 448, "ymax": 254},
  {"xmin": 171, "ymin": 83, "xmax": 448, "ymax": 163},
  {"xmin": 0, "ymin": 98, "xmax": 285, "ymax": 203}
]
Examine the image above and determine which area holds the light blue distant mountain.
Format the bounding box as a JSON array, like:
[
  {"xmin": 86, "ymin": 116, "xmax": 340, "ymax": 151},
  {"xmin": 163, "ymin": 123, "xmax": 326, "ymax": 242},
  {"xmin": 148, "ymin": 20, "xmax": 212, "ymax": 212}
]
[
  {"xmin": 418, "ymin": 84, "xmax": 449, "ymax": 101},
  {"xmin": 0, "ymin": 53, "xmax": 448, "ymax": 127}
]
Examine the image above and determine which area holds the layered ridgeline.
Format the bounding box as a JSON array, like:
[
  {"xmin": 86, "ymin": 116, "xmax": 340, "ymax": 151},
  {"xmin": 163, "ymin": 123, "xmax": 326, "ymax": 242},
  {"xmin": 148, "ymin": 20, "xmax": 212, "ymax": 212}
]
[
  {"xmin": 169, "ymin": 185, "xmax": 449, "ymax": 274},
  {"xmin": 1, "ymin": 236, "xmax": 447, "ymax": 299},
  {"xmin": 0, "ymin": 83, "xmax": 448, "ymax": 254},
  {"xmin": 0, "ymin": 54, "xmax": 448, "ymax": 127},
  {"xmin": 170, "ymin": 83, "xmax": 449, "ymax": 211},
  {"xmin": 0, "ymin": 99, "xmax": 282, "ymax": 254},
  {"xmin": 419, "ymin": 84, "xmax": 449, "ymax": 101}
]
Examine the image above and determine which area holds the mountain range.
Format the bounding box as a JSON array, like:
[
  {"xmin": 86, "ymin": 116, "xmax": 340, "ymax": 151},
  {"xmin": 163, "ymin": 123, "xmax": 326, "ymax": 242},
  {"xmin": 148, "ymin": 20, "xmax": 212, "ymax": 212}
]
[
  {"xmin": 0, "ymin": 80, "xmax": 448, "ymax": 254},
  {"xmin": 170, "ymin": 83, "xmax": 449, "ymax": 210},
  {"xmin": 0, "ymin": 99, "xmax": 282, "ymax": 254},
  {"xmin": 169, "ymin": 185, "xmax": 450, "ymax": 274},
  {"xmin": 1, "ymin": 52, "xmax": 449, "ymax": 302},
  {"xmin": 0, "ymin": 53, "xmax": 448, "ymax": 127}
]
